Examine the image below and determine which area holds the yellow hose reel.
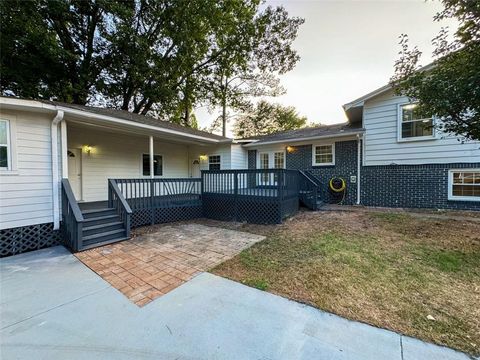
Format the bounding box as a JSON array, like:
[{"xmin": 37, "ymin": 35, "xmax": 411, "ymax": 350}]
[{"xmin": 329, "ymin": 177, "xmax": 346, "ymax": 193}]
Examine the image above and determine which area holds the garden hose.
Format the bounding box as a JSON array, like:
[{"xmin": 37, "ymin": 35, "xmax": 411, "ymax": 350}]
[
  {"xmin": 329, "ymin": 177, "xmax": 346, "ymax": 192},
  {"xmin": 328, "ymin": 177, "xmax": 347, "ymax": 204}
]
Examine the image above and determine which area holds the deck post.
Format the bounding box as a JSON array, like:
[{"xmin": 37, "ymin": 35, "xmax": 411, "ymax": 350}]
[{"xmin": 149, "ymin": 136, "xmax": 155, "ymax": 225}]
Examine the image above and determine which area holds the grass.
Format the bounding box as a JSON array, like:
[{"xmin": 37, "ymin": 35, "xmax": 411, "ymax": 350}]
[{"xmin": 209, "ymin": 210, "xmax": 480, "ymax": 355}]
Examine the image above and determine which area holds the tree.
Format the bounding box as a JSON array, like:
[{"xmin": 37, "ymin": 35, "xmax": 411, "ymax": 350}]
[
  {"xmin": 233, "ymin": 100, "xmax": 307, "ymax": 138},
  {"xmin": 390, "ymin": 0, "xmax": 480, "ymax": 141},
  {"xmin": 1, "ymin": 0, "xmax": 303, "ymax": 130},
  {"xmin": 0, "ymin": 0, "xmax": 128, "ymax": 104},
  {"xmin": 209, "ymin": 5, "xmax": 304, "ymax": 136}
]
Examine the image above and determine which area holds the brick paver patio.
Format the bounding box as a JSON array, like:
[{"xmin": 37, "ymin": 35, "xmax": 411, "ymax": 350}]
[{"xmin": 75, "ymin": 224, "xmax": 265, "ymax": 306}]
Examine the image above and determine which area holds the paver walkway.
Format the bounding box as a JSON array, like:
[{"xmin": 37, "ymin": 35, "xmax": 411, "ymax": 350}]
[{"xmin": 75, "ymin": 223, "xmax": 265, "ymax": 306}]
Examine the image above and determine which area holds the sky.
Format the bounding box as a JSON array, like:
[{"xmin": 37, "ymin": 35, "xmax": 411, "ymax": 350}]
[{"xmin": 195, "ymin": 0, "xmax": 456, "ymax": 136}]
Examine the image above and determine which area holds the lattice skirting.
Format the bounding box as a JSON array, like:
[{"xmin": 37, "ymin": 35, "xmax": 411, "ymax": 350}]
[
  {"xmin": 202, "ymin": 195, "xmax": 298, "ymax": 224},
  {"xmin": 0, "ymin": 223, "xmax": 62, "ymax": 258},
  {"xmin": 131, "ymin": 205, "xmax": 203, "ymax": 228}
]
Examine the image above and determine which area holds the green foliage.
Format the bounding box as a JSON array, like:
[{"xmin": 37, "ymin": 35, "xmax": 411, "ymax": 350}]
[
  {"xmin": 233, "ymin": 100, "xmax": 307, "ymax": 138},
  {"xmin": 0, "ymin": 0, "xmax": 304, "ymax": 129},
  {"xmin": 391, "ymin": 0, "xmax": 480, "ymax": 141}
]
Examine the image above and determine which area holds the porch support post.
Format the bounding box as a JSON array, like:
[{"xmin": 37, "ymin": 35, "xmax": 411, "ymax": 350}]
[
  {"xmin": 149, "ymin": 135, "xmax": 154, "ymax": 225},
  {"xmin": 149, "ymin": 136, "xmax": 154, "ymax": 179}
]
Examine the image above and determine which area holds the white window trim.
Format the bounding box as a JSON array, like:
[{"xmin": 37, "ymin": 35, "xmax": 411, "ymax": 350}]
[
  {"xmin": 0, "ymin": 116, "xmax": 18, "ymax": 174},
  {"xmin": 397, "ymin": 103, "xmax": 436, "ymax": 143},
  {"xmin": 256, "ymin": 151, "xmax": 286, "ymax": 169},
  {"xmin": 208, "ymin": 154, "xmax": 221, "ymax": 170},
  {"xmin": 141, "ymin": 153, "xmax": 164, "ymax": 177},
  {"xmin": 448, "ymin": 169, "xmax": 480, "ymax": 202},
  {"xmin": 312, "ymin": 142, "xmax": 335, "ymax": 166}
]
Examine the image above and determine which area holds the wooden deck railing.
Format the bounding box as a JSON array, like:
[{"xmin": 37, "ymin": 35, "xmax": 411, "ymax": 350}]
[
  {"xmin": 61, "ymin": 178, "xmax": 84, "ymax": 252},
  {"xmin": 298, "ymin": 170, "xmax": 319, "ymax": 210},
  {"xmin": 107, "ymin": 180, "xmax": 132, "ymax": 238}
]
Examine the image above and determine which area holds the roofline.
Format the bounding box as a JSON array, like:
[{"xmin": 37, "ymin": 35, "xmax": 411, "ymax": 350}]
[
  {"xmin": 342, "ymin": 63, "xmax": 436, "ymax": 111},
  {"xmin": 342, "ymin": 84, "xmax": 392, "ymax": 111},
  {"xmin": 242, "ymin": 130, "xmax": 365, "ymax": 148},
  {"xmin": 0, "ymin": 97, "xmax": 230, "ymax": 144}
]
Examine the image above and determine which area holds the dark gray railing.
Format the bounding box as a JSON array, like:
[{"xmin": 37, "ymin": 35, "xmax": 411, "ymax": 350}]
[
  {"xmin": 202, "ymin": 169, "xmax": 298, "ymax": 199},
  {"xmin": 298, "ymin": 170, "xmax": 319, "ymax": 210},
  {"xmin": 107, "ymin": 180, "xmax": 132, "ymax": 238},
  {"xmin": 113, "ymin": 178, "xmax": 202, "ymax": 226},
  {"xmin": 201, "ymin": 169, "xmax": 299, "ymax": 224},
  {"xmin": 61, "ymin": 178, "xmax": 84, "ymax": 252}
]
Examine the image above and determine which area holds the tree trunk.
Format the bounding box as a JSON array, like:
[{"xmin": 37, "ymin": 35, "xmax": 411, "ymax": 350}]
[{"xmin": 221, "ymin": 77, "xmax": 228, "ymax": 137}]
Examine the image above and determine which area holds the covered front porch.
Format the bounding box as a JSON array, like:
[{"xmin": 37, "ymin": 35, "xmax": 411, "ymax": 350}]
[{"xmin": 59, "ymin": 117, "xmax": 316, "ymax": 252}]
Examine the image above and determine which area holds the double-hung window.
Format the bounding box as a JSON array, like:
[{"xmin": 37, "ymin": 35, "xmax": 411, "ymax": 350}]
[
  {"xmin": 142, "ymin": 154, "xmax": 163, "ymax": 176},
  {"xmin": 399, "ymin": 103, "xmax": 434, "ymax": 141},
  {"xmin": 448, "ymin": 170, "xmax": 480, "ymax": 201},
  {"xmin": 313, "ymin": 144, "xmax": 334, "ymax": 166},
  {"xmin": 0, "ymin": 120, "xmax": 10, "ymax": 170},
  {"xmin": 209, "ymin": 155, "xmax": 221, "ymax": 170}
]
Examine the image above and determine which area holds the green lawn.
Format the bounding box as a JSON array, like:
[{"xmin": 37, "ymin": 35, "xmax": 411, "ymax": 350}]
[{"xmin": 209, "ymin": 210, "xmax": 480, "ymax": 355}]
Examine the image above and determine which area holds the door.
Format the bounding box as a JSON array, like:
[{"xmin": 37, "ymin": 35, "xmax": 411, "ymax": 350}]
[
  {"xmin": 191, "ymin": 159, "xmax": 201, "ymax": 178},
  {"xmin": 259, "ymin": 151, "xmax": 284, "ymax": 185},
  {"xmin": 67, "ymin": 148, "xmax": 82, "ymax": 200},
  {"xmin": 258, "ymin": 153, "xmax": 270, "ymax": 185}
]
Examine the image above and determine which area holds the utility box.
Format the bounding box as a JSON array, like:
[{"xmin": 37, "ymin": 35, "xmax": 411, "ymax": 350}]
[{"xmin": 350, "ymin": 175, "xmax": 357, "ymax": 183}]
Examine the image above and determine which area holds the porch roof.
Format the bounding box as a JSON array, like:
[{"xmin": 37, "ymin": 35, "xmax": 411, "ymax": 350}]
[
  {"xmin": 241, "ymin": 122, "xmax": 364, "ymax": 147},
  {"xmin": 0, "ymin": 96, "xmax": 231, "ymax": 144}
]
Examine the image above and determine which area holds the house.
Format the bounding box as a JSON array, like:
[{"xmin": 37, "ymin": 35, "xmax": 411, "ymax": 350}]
[
  {"xmin": 0, "ymin": 97, "xmax": 249, "ymax": 256},
  {"xmin": 1, "ymin": 82, "xmax": 479, "ymax": 257},
  {"xmin": 243, "ymin": 83, "xmax": 480, "ymax": 210}
]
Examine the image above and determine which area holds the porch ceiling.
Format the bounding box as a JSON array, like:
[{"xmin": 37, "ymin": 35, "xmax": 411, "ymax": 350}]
[{"xmin": 66, "ymin": 115, "xmax": 220, "ymax": 147}]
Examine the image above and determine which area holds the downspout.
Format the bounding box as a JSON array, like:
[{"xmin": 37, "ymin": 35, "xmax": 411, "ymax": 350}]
[
  {"xmin": 356, "ymin": 133, "xmax": 361, "ymax": 205},
  {"xmin": 51, "ymin": 110, "xmax": 65, "ymax": 230}
]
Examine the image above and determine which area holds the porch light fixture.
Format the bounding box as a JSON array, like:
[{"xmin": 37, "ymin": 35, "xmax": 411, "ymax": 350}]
[
  {"xmin": 83, "ymin": 145, "xmax": 93, "ymax": 155},
  {"xmin": 286, "ymin": 146, "xmax": 295, "ymax": 153},
  {"xmin": 199, "ymin": 154, "xmax": 208, "ymax": 161}
]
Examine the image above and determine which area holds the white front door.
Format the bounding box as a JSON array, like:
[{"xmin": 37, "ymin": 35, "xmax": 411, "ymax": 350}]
[
  {"xmin": 191, "ymin": 160, "xmax": 201, "ymax": 178},
  {"xmin": 67, "ymin": 148, "xmax": 82, "ymax": 200}
]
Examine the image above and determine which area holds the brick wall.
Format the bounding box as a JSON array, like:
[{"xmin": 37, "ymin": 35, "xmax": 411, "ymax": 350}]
[
  {"xmin": 286, "ymin": 140, "xmax": 359, "ymax": 205},
  {"xmin": 361, "ymin": 163, "xmax": 480, "ymax": 210}
]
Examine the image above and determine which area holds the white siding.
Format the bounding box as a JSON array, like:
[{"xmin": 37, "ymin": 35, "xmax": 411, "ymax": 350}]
[
  {"xmin": 68, "ymin": 125, "xmax": 190, "ymax": 202},
  {"xmin": 188, "ymin": 144, "xmax": 234, "ymax": 172},
  {"xmin": 363, "ymin": 90, "xmax": 480, "ymax": 165},
  {"xmin": 0, "ymin": 110, "xmax": 58, "ymax": 229},
  {"xmin": 230, "ymin": 144, "xmax": 247, "ymax": 169}
]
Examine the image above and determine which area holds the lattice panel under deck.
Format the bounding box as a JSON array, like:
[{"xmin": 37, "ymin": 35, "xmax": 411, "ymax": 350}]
[{"xmin": 0, "ymin": 223, "xmax": 62, "ymax": 257}]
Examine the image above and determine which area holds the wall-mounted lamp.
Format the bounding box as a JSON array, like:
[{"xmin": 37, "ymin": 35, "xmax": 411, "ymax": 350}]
[
  {"xmin": 199, "ymin": 154, "xmax": 208, "ymax": 161},
  {"xmin": 83, "ymin": 145, "xmax": 94, "ymax": 155},
  {"xmin": 286, "ymin": 146, "xmax": 295, "ymax": 153}
]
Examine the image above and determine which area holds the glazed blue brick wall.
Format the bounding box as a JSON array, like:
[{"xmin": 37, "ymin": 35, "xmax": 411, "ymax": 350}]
[
  {"xmin": 286, "ymin": 140, "xmax": 358, "ymax": 205},
  {"xmin": 247, "ymin": 140, "xmax": 479, "ymax": 210},
  {"xmin": 361, "ymin": 163, "xmax": 480, "ymax": 210}
]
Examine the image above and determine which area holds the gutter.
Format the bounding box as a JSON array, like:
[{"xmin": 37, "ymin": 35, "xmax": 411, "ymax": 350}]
[
  {"xmin": 356, "ymin": 133, "xmax": 362, "ymax": 205},
  {"xmin": 51, "ymin": 110, "xmax": 65, "ymax": 230},
  {"xmin": 242, "ymin": 130, "xmax": 365, "ymax": 148}
]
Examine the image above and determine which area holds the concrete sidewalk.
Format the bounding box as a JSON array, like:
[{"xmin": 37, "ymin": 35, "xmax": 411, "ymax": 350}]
[{"xmin": 0, "ymin": 246, "xmax": 475, "ymax": 360}]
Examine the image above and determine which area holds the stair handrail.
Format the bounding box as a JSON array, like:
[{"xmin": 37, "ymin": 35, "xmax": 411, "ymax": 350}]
[
  {"xmin": 61, "ymin": 178, "xmax": 84, "ymax": 252},
  {"xmin": 298, "ymin": 170, "xmax": 319, "ymax": 211},
  {"xmin": 108, "ymin": 179, "xmax": 132, "ymax": 238}
]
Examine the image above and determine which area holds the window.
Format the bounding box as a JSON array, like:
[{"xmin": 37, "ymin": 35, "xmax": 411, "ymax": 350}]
[
  {"xmin": 448, "ymin": 170, "xmax": 480, "ymax": 201},
  {"xmin": 142, "ymin": 154, "xmax": 163, "ymax": 176},
  {"xmin": 259, "ymin": 153, "xmax": 270, "ymax": 183},
  {"xmin": 209, "ymin": 155, "xmax": 221, "ymax": 170},
  {"xmin": 0, "ymin": 120, "xmax": 10, "ymax": 169},
  {"xmin": 399, "ymin": 103, "xmax": 434, "ymax": 140},
  {"xmin": 274, "ymin": 152, "xmax": 285, "ymax": 169},
  {"xmin": 313, "ymin": 144, "xmax": 334, "ymax": 166}
]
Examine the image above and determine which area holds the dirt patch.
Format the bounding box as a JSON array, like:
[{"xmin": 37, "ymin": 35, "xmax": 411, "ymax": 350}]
[{"xmin": 207, "ymin": 209, "xmax": 480, "ymax": 356}]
